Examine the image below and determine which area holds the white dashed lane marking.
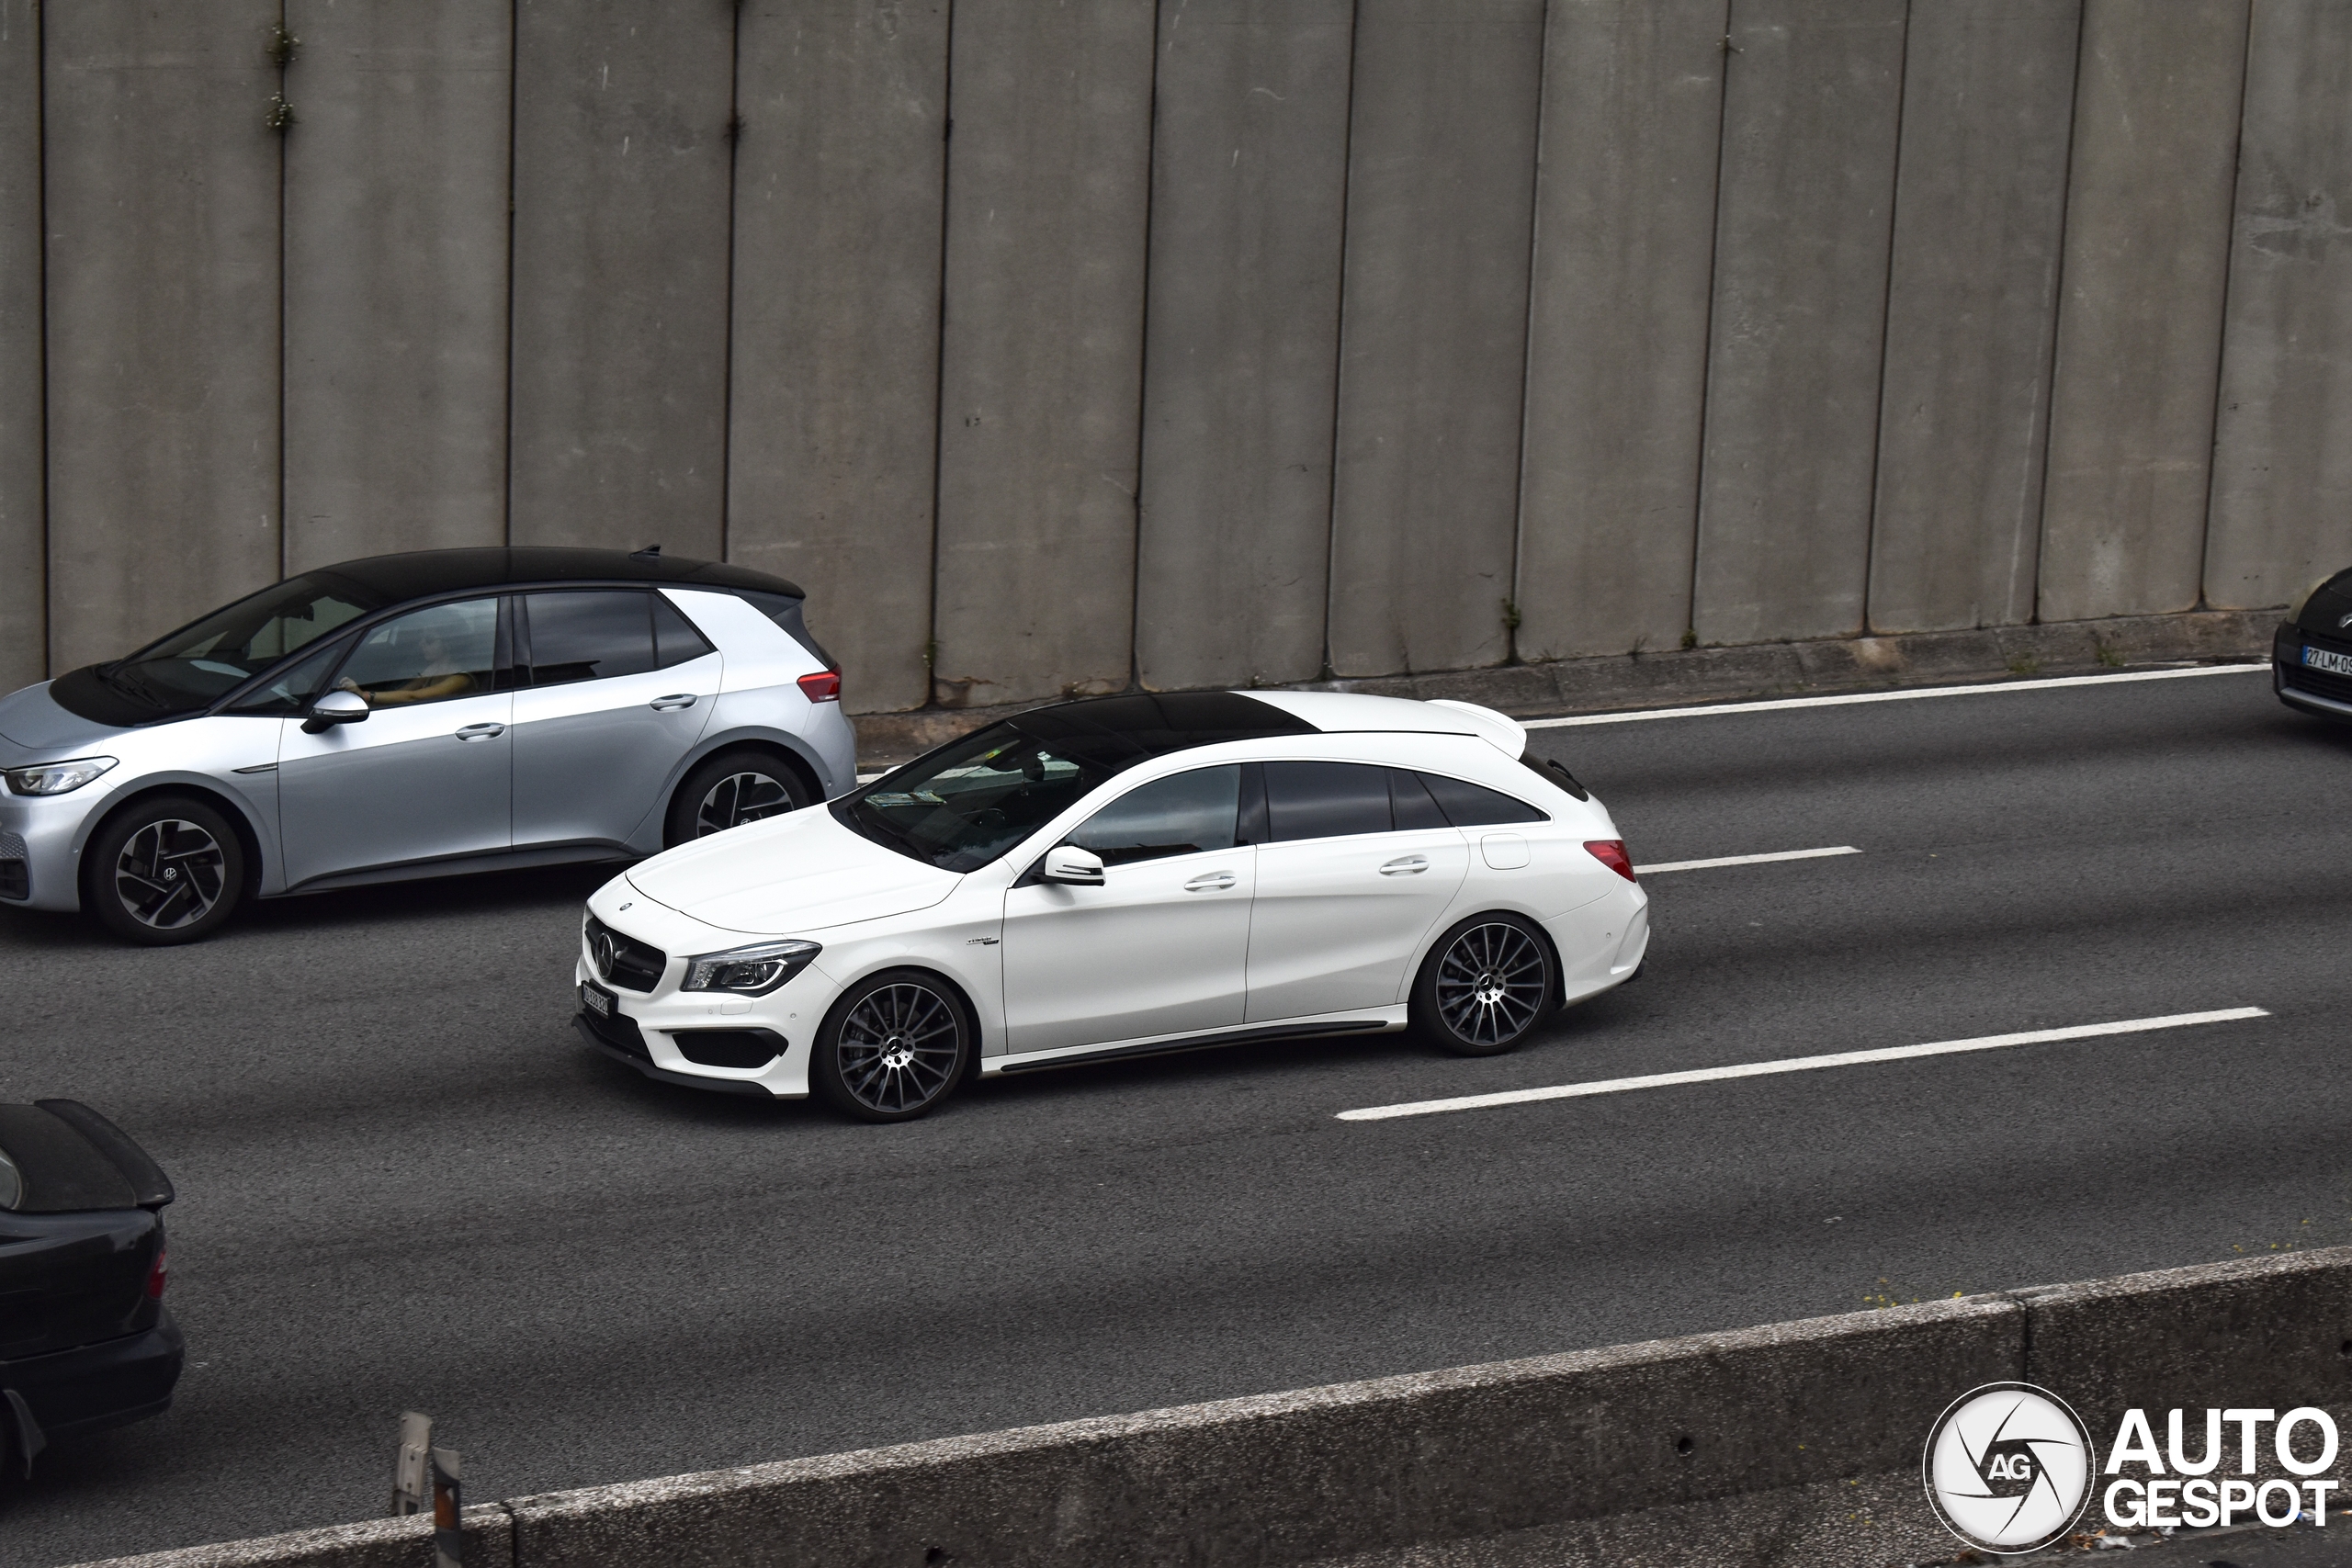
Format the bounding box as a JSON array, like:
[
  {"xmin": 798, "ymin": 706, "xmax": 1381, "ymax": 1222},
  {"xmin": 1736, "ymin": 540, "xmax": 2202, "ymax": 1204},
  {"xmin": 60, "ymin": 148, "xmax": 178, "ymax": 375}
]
[{"xmin": 1334, "ymin": 1008, "xmax": 2272, "ymax": 1122}]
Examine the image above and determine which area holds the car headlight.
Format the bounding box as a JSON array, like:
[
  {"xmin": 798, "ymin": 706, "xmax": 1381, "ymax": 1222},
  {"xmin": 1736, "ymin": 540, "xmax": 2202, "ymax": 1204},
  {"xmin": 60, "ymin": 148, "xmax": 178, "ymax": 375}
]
[
  {"xmin": 680, "ymin": 939, "xmax": 821, "ymax": 995},
  {"xmin": 4, "ymin": 756, "xmax": 118, "ymax": 795}
]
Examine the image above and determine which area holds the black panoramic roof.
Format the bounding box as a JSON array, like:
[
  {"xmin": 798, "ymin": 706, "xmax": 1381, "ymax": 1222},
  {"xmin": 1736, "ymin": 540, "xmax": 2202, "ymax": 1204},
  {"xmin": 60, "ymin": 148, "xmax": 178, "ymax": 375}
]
[
  {"xmin": 305, "ymin": 547, "xmax": 802, "ymax": 607},
  {"xmin": 1004, "ymin": 691, "xmax": 1317, "ymax": 762}
]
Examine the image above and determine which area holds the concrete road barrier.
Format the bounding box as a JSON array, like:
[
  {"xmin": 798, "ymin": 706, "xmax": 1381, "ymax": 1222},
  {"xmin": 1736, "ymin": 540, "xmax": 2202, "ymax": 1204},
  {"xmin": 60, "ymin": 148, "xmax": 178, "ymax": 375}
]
[{"xmin": 76, "ymin": 1245, "xmax": 2352, "ymax": 1568}]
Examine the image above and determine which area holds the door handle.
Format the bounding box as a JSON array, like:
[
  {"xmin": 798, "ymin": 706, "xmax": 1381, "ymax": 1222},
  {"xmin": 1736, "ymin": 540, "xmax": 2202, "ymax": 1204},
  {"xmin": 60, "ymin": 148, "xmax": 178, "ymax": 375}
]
[
  {"xmin": 1183, "ymin": 871, "xmax": 1237, "ymax": 892},
  {"xmin": 1379, "ymin": 855, "xmax": 1429, "ymax": 875},
  {"xmin": 454, "ymin": 723, "xmax": 506, "ymax": 741},
  {"xmin": 650, "ymin": 694, "xmax": 698, "ymax": 711}
]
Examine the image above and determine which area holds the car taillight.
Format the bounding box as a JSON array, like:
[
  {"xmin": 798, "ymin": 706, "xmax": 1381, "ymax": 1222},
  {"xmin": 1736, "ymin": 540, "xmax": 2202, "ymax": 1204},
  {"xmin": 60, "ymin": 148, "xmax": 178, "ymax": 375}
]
[
  {"xmin": 797, "ymin": 670, "xmax": 842, "ymax": 703},
  {"xmin": 1585, "ymin": 840, "xmax": 1635, "ymax": 882},
  {"xmin": 146, "ymin": 1242, "xmax": 168, "ymax": 1299}
]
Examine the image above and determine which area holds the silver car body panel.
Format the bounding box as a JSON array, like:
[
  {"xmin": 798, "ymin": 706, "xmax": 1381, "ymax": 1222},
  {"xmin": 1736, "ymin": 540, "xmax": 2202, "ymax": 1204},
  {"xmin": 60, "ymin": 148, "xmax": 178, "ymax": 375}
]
[{"xmin": 0, "ymin": 581, "xmax": 855, "ymax": 913}]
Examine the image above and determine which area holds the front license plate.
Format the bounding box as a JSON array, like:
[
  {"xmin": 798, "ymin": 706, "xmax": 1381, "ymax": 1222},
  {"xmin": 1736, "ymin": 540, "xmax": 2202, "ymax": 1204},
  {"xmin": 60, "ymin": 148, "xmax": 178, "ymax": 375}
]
[
  {"xmin": 2303, "ymin": 646, "xmax": 2352, "ymax": 677},
  {"xmin": 580, "ymin": 982, "xmax": 614, "ymax": 1018}
]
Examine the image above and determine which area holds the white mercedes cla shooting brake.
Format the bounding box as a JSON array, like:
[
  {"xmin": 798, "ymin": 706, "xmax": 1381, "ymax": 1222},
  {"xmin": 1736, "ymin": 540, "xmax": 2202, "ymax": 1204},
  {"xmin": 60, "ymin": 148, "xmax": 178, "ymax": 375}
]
[{"xmin": 575, "ymin": 690, "xmax": 1648, "ymax": 1122}]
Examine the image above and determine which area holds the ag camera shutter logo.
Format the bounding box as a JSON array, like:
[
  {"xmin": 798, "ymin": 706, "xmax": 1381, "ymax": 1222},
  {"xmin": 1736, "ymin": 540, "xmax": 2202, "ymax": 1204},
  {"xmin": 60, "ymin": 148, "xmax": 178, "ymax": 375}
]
[{"xmin": 1923, "ymin": 1382, "xmax": 2095, "ymax": 1553}]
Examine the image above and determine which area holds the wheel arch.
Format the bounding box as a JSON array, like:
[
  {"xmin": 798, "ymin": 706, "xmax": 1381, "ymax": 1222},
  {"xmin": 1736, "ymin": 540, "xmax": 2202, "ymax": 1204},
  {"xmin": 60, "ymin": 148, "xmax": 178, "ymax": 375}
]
[
  {"xmin": 654, "ymin": 731, "xmax": 830, "ymax": 846},
  {"xmin": 73, "ymin": 778, "xmax": 271, "ymax": 905},
  {"xmin": 1408, "ymin": 904, "xmax": 1571, "ymax": 1013},
  {"xmin": 816, "ymin": 960, "xmax": 989, "ymax": 1085}
]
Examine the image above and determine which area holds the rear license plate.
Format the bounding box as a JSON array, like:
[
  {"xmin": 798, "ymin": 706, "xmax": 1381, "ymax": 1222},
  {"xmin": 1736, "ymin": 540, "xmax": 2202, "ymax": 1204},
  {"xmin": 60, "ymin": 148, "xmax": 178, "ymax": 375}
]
[
  {"xmin": 580, "ymin": 982, "xmax": 614, "ymax": 1018},
  {"xmin": 2303, "ymin": 646, "xmax": 2352, "ymax": 677}
]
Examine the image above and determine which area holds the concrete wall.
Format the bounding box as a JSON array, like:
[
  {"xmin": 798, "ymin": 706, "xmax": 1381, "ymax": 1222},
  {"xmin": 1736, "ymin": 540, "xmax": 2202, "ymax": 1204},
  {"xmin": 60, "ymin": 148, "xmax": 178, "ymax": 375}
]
[
  {"xmin": 283, "ymin": 0, "xmax": 513, "ymax": 572},
  {"xmin": 0, "ymin": 0, "xmax": 42, "ymax": 694},
  {"xmin": 2, "ymin": 0, "xmax": 2346, "ymax": 711},
  {"xmin": 79, "ymin": 1245, "xmax": 2352, "ymax": 1568},
  {"xmin": 2205, "ymin": 0, "xmax": 2352, "ymax": 613}
]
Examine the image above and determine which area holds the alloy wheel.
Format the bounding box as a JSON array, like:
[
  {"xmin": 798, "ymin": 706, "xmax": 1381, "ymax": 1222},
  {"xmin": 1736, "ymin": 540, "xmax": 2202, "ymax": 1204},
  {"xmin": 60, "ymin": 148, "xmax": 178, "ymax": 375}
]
[
  {"xmin": 1433, "ymin": 921, "xmax": 1549, "ymax": 1047},
  {"xmin": 833, "ymin": 983, "xmax": 962, "ymax": 1115},
  {"xmin": 113, "ymin": 819, "xmax": 228, "ymax": 931},
  {"xmin": 695, "ymin": 772, "xmax": 791, "ymax": 836}
]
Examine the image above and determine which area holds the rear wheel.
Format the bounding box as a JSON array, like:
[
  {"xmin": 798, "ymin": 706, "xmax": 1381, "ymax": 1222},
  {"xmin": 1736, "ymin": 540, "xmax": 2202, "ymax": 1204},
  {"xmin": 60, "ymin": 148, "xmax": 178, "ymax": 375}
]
[
  {"xmin": 811, "ymin": 970, "xmax": 973, "ymax": 1123},
  {"xmin": 664, "ymin": 747, "xmax": 812, "ymax": 847},
  {"xmin": 83, "ymin": 795, "xmax": 246, "ymax": 946},
  {"xmin": 1411, "ymin": 912, "xmax": 1555, "ymax": 1056}
]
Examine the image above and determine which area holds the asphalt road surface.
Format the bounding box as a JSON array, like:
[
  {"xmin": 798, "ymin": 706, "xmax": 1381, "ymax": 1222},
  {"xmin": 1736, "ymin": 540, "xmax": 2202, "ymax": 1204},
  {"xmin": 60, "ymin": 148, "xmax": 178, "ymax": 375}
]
[{"xmin": 8, "ymin": 663, "xmax": 2349, "ymax": 1565}]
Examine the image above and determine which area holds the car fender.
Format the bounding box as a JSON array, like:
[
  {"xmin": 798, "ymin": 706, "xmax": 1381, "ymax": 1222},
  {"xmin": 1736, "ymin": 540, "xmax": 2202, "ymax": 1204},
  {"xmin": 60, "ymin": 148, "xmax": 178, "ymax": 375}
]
[{"xmin": 62, "ymin": 768, "xmax": 283, "ymax": 902}]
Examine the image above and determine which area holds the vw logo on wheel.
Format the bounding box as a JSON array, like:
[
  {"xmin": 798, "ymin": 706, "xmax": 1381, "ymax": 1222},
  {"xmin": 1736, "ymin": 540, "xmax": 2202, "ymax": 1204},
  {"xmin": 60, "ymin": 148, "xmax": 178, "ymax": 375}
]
[{"xmin": 1922, "ymin": 1382, "xmax": 2095, "ymax": 1554}]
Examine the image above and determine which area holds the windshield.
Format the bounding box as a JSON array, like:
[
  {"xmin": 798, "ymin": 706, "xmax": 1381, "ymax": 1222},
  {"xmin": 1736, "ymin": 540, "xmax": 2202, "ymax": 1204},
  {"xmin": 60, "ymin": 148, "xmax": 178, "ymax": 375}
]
[
  {"xmin": 835, "ymin": 723, "xmax": 1122, "ymax": 872},
  {"xmin": 102, "ymin": 574, "xmax": 375, "ymax": 716}
]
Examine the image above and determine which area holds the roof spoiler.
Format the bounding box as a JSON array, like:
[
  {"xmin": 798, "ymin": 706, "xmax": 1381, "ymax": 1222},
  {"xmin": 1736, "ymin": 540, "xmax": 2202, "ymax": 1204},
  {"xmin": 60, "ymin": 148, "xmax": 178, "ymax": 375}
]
[
  {"xmin": 33, "ymin": 1100, "xmax": 175, "ymax": 1210},
  {"xmin": 1425, "ymin": 699, "xmax": 1527, "ymax": 759}
]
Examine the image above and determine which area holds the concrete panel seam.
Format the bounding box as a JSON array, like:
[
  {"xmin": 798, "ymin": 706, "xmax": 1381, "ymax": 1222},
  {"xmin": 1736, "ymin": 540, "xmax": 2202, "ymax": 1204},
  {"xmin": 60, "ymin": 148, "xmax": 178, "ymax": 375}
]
[
  {"xmin": 1318, "ymin": 0, "xmax": 1363, "ymax": 686},
  {"xmin": 1857, "ymin": 0, "xmax": 1914, "ymax": 635},
  {"xmin": 1686, "ymin": 9, "xmax": 1736, "ymax": 652},
  {"xmin": 2197, "ymin": 0, "xmax": 2257, "ymax": 612}
]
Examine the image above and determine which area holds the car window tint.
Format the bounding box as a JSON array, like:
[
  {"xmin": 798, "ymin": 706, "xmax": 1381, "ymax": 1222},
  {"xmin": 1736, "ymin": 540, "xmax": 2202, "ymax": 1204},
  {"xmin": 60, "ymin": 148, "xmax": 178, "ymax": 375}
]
[
  {"xmin": 1264, "ymin": 761, "xmax": 1393, "ymax": 842},
  {"xmin": 847, "ymin": 724, "xmax": 1110, "ymax": 872},
  {"xmin": 1419, "ymin": 772, "xmax": 1549, "ymax": 827},
  {"xmin": 1068, "ymin": 766, "xmax": 1241, "ymax": 866},
  {"xmin": 651, "ymin": 594, "xmax": 716, "ymax": 669},
  {"xmin": 1388, "ymin": 768, "xmax": 1451, "ymax": 830},
  {"xmin": 334, "ymin": 600, "xmax": 499, "ymax": 708},
  {"xmin": 526, "ymin": 591, "xmax": 656, "ymax": 685},
  {"xmin": 224, "ymin": 637, "xmax": 352, "ymax": 716}
]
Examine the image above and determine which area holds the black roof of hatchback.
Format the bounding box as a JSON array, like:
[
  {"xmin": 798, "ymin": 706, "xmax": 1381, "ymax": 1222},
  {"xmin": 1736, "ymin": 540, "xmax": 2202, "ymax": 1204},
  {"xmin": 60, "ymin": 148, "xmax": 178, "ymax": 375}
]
[{"xmin": 311, "ymin": 547, "xmax": 802, "ymax": 605}]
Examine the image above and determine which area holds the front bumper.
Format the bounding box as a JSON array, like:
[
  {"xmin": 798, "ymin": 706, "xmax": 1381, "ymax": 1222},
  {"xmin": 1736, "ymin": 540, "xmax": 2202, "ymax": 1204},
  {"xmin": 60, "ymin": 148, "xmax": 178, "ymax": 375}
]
[
  {"xmin": 0, "ymin": 789, "xmax": 106, "ymax": 911},
  {"xmin": 1, "ymin": 1309, "xmax": 184, "ymax": 1447}
]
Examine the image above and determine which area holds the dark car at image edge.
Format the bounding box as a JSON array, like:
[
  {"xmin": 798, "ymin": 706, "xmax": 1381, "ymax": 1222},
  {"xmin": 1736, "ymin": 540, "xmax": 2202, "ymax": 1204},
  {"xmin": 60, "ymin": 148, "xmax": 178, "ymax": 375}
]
[{"xmin": 0, "ymin": 1100, "xmax": 180, "ymax": 1477}]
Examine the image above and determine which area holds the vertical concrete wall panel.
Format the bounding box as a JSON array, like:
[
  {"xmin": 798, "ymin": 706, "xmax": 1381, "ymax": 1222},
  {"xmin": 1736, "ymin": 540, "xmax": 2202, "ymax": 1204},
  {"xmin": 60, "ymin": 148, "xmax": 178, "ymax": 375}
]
[
  {"xmin": 931, "ymin": 0, "xmax": 1156, "ymax": 708},
  {"xmin": 2204, "ymin": 0, "xmax": 2352, "ymax": 611},
  {"xmin": 510, "ymin": 0, "xmax": 734, "ymax": 557},
  {"xmin": 2037, "ymin": 0, "xmax": 2247, "ymax": 623},
  {"xmin": 284, "ymin": 0, "xmax": 512, "ymax": 575},
  {"xmin": 1328, "ymin": 0, "xmax": 1544, "ymax": 679},
  {"xmin": 1691, "ymin": 0, "xmax": 1906, "ymax": 648},
  {"xmin": 0, "ymin": 0, "xmax": 42, "ymax": 689},
  {"xmin": 1134, "ymin": 0, "xmax": 1353, "ymax": 694},
  {"xmin": 44, "ymin": 1, "xmax": 282, "ymax": 671},
  {"xmin": 1865, "ymin": 0, "xmax": 2079, "ymax": 634},
  {"xmin": 728, "ymin": 0, "xmax": 947, "ymax": 716},
  {"xmin": 1514, "ymin": 0, "xmax": 1727, "ymax": 662}
]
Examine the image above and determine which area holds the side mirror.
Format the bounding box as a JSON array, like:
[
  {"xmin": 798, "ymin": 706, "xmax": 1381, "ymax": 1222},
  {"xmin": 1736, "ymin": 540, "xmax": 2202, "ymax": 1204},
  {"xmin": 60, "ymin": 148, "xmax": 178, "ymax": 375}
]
[
  {"xmin": 1041, "ymin": 844, "xmax": 1105, "ymax": 886},
  {"xmin": 302, "ymin": 689, "xmax": 369, "ymax": 734}
]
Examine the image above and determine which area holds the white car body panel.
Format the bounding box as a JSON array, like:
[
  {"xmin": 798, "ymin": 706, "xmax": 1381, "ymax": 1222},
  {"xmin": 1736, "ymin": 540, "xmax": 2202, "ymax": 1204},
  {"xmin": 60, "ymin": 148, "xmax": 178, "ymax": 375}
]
[{"xmin": 578, "ymin": 694, "xmax": 1651, "ymax": 1101}]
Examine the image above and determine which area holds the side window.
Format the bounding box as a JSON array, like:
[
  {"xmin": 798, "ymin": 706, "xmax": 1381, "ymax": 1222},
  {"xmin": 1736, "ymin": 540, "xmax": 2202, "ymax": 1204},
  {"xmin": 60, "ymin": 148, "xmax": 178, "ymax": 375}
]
[
  {"xmin": 225, "ymin": 637, "xmax": 352, "ymax": 716},
  {"xmin": 1419, "ymin": 772, "xmax": 1549, "ymax": 827},
  {"xmin": 525, "ymin": 591, "xmax": 657, "ymax": 685},
  {"xmin": 1264, "ymin": 761, "xmax": 1393, "ymax": 842},
  {"xmin": 1067, "ymin": 766, "xmax": 1241, "ymax": 866},
  {"xmin": 1388, "ymin": 768, "xmax": 1451, "ymax": 830},
  {"xmin": 333, "ymin": 599, "xmax": 498, "ymax": 709},
  {"xmin": 651, "ymin": 595, "xmax": 716, "ymax": 669}
]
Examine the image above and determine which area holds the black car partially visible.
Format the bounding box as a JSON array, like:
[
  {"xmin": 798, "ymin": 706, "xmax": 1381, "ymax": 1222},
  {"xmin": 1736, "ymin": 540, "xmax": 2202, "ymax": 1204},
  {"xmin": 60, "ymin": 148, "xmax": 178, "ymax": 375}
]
[
  {"xmin": 2271, "ymin": 570, "xmax": 2352, "ymax": 720},
  {"xmin": 0, "ymin": 1100, "xmax": 181, "ymax": 1475}
]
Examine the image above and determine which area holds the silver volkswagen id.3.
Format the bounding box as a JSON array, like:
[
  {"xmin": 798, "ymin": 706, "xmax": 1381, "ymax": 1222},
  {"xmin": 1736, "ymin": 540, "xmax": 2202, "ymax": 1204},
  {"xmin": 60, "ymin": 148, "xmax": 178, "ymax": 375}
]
[{"xmin": 0, "ymin": 547, "xmax": 855, "ymax": 943}]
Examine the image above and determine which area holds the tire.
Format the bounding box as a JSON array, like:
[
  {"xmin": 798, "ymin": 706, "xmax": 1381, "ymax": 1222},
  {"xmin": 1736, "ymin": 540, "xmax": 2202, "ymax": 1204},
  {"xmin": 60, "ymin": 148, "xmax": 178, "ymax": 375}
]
[
  {"xmin": 811, "ymin": 969, "xmax": 974, "ymax": 1123},
  {"xmin": 664, "ymin": 747, "xmax": 812, "ymax": 847},
  {"xmin": 83, "ymin": 795, "xmax": 247, "ymax": 946},
  {"xmin": 1410, "ymin": 912, "xmax": 1555, "ymax": 1057}
]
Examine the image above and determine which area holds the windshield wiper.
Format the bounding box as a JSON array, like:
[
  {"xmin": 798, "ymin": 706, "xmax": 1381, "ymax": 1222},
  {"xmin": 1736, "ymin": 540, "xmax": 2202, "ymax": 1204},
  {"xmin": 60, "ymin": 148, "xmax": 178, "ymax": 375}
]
[
  {"xmin": 98, "ymin": 663, "xmax": 169, "ymax": 708},
  {"xmin": 844, "ymin": 800, "xmax": 942, "ymax": 867}
]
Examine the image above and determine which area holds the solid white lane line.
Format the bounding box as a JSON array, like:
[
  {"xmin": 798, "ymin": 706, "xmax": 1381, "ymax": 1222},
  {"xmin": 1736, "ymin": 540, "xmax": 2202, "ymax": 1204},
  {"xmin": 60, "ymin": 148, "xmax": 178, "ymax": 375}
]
[
  {"xmin": 1635, "ymin": 846, "xmax": 1860, "ymax": 874},
  {"xmin": 1333, "ymin": 1007, "xmax": 2270, "ymax": 1122},
  {"xmin": 1521, "ymin": 662, "xmax": 2267, "ymax": 729}
]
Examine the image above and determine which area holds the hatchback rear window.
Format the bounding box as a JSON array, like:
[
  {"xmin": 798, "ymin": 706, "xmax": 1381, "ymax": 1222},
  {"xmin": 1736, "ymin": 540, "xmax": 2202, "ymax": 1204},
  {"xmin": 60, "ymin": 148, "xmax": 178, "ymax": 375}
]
[{"xmin": 1419, "ymin": 773, "xmax": 1548, "ymax": 827}]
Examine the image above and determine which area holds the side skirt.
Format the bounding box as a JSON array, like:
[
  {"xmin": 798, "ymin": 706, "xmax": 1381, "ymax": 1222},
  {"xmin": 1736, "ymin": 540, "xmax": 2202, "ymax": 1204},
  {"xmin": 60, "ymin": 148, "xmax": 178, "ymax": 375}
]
[{"xmin": 986, "ymin": 1013, "xmax": 1408, "ymax": 1077}]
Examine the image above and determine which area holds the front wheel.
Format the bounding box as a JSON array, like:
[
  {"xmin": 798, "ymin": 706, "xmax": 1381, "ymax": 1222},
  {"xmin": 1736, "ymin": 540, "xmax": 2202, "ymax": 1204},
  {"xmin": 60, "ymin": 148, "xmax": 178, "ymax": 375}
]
[
  {"xmin": 84, "ymin": 795, "xmax": 247, "ymax": 945},
  {"xmin": 664, "ymin": 747, "xmax": 812, "ymax": 847},
  {"xmin": 1411, "ymin": 912, "xmax": 1555, "ymax": 1056},
  {"xmin": 811, "ymin": 970, "xmax": 975, "ymax": 1123}
]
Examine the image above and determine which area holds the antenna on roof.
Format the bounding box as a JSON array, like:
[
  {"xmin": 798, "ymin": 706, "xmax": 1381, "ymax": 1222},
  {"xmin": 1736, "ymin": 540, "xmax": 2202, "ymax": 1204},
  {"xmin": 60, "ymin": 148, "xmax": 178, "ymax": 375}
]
[{"xmin": 628, "ymin": 543, "xmax": 662, "ymax": 561}]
